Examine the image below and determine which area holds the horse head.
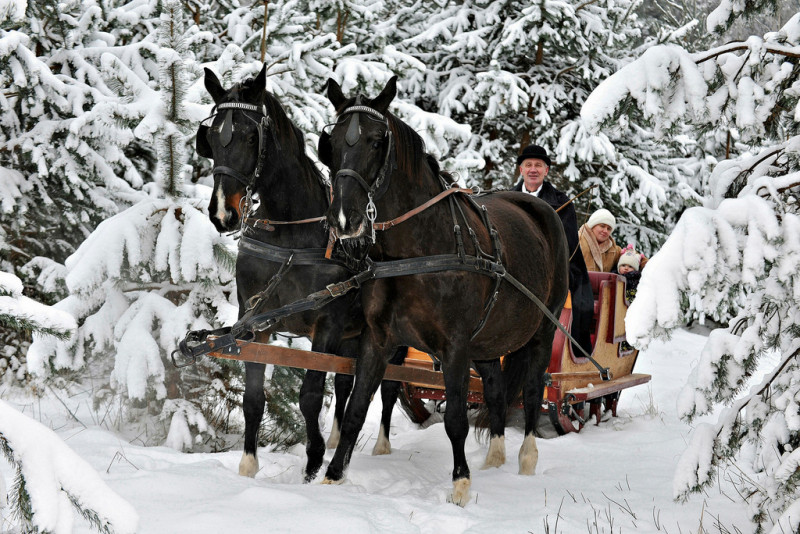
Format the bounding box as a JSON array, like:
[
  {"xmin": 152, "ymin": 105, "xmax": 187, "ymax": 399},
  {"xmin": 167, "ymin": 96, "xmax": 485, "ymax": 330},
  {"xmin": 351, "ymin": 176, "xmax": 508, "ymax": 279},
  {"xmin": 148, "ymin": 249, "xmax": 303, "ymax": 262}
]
[
  {"xmin": 321, "ymin": 76, "xmax": 398, "ymax": 240},
  {"xmin": 198, "ymin": 64, "xmax": 276, "ymax": 232}
]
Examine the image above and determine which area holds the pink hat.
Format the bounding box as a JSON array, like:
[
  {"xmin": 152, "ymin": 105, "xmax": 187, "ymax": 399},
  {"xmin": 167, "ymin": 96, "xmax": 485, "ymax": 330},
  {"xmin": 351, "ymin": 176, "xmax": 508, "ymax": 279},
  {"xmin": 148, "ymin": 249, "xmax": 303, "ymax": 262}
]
[{"xmin": 618, "ymin": 245, "xmax": 641, "ymax": 271}]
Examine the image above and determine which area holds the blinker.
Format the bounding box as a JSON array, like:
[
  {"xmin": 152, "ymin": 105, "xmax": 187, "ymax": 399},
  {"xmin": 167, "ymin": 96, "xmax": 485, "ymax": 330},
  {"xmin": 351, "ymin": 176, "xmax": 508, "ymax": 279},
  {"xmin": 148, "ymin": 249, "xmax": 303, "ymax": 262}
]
[
  {"xmin": 345, "ymin": 94, "xmax": 364, "ymax": 146},
  {"xmin": 220, "ymin": 109, "xmax": 233, "ymax": 147}
]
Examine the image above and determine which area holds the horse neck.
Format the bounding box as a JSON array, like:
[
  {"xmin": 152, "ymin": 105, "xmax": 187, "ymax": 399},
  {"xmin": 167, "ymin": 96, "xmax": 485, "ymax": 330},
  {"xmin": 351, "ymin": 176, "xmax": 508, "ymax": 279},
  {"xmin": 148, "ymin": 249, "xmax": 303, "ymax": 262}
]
[{"xmin": 252, "ymin": 154, "xmax": 330, "ymax": 248}]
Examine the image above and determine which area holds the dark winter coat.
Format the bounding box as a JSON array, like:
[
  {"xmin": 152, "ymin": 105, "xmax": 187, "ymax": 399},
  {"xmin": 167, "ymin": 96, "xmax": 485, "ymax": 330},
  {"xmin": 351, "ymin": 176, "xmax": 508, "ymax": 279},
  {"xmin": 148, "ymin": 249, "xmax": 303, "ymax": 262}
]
[{"xmin": 513, "ymin": 180, "xmax": 594, "ymax": 356}]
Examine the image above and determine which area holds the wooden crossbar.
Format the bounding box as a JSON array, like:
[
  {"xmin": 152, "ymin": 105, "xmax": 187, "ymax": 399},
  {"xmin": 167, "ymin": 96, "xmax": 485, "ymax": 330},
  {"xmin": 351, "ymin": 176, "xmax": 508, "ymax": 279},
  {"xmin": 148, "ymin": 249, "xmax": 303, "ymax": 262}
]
[{"xmin": 210, "ymin": 341, "xmax": 484, "ymax": 392}]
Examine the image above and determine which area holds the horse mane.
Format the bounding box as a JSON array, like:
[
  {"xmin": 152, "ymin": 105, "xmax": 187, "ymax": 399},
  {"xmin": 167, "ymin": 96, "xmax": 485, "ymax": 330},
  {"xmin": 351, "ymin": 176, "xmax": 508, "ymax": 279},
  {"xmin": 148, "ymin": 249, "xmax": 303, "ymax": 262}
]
[
  {"xmin": 233, "ymin": 76, "xmax": 326, "ymax": 184},
  {"xmin": 385, "ymin": 114, "xmax": 441, "ymax": 185},
  {"xmin": 332, "ymin": 94, "xmax": 450, "ymax": 188}
]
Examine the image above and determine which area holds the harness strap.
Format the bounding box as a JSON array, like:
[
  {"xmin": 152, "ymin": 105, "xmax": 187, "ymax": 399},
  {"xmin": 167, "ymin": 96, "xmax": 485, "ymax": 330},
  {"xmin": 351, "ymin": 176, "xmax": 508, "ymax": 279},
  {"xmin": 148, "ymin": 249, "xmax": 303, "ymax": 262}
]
[
  {"xmin": 501, "ymin": 271, "xmax": 610, "ymax": 379},
  {"xmin": 238, "ymin": 236, "xmax": 352, "ymax": 269},
  {"xmin": 372, "ymin": 187, "xmax": 473, "ymax": 231},
  {"xmin": 176, "ymin": 251, "xmax": 610, "ymax": 381},
  {"xmin": 213, "ymin": 165, "xmax": 252, "ymax": 187},
  {"xmin": 244, "ymin": 253, "xmax": 295, "ymax": 312},
  {"xmin": 243, "ymin": 215, "xmax": 326, "ymax": 232}
]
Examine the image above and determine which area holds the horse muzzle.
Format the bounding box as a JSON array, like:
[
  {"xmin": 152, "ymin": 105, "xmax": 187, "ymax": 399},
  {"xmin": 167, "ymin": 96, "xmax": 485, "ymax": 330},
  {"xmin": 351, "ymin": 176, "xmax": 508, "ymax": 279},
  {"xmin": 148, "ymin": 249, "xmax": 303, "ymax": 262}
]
[{"xmin": 326, "ymin": 207, "xmax": 367, "ymax": 240}]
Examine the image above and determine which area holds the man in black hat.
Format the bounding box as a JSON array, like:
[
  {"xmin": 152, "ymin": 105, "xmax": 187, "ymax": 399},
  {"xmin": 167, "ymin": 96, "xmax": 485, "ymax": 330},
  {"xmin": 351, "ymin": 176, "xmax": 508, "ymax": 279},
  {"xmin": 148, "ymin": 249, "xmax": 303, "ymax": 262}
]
[{"xmin": 513, "ymin": 145, "xmax": 594, "ymax": 357}]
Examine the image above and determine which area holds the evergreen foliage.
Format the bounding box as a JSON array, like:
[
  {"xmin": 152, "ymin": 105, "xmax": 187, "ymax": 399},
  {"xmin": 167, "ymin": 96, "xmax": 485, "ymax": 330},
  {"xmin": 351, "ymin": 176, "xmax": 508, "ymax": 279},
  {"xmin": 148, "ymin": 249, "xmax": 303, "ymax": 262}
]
[
  {"xmin": 0, "ymin": 401, "xmax": 139, "ymax": 533},
  {"xmin": 5, "ymin": 2, "xmax": 795, "ymax": 524},
  {"xmin": 583, "ymin": 2, "xmax": 800, "ymax": 529}
]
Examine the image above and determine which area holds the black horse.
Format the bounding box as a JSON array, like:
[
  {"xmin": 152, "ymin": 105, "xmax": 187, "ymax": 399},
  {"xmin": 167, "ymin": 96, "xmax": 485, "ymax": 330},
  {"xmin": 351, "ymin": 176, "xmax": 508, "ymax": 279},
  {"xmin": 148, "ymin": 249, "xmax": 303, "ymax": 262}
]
[
  {"xmin": 318, "ymin": 77, "xmax": 569, "ymax": 505},
  {"xmin": 197, "ymin": 65, "xmax": 404, "ymax": 481}
]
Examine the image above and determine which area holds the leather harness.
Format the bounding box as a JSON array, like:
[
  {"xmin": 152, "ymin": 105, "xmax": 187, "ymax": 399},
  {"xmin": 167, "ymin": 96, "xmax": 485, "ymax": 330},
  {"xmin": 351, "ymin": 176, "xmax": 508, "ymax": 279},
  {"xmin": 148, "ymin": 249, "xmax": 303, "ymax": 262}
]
[{"xmin": 176, "ymin": 101, "xmax": 610, "ymax": 381}]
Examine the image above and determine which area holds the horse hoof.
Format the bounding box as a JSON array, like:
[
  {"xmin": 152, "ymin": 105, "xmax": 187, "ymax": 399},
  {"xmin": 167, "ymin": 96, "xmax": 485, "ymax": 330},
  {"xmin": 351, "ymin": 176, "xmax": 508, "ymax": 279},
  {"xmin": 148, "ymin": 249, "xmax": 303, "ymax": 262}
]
[
  {"xmin": 321, "ymin": 477, "xmax": 344, "ymax": 485},
  {"xmin": 238, "ymin": 453, "xmax": 259, "ymax": 477},
  {"xmin": 481, "ymin": 435, "xmax": 505, "ymax": 469},
  {"xmin": 448, "ymin": 478, "xmax": 471, "ymax": 507},
  {"xmin": 371, "ymin": 426, "xmax": 391, "ymax": 456},
  {"xmin": 518, "ymin": 434, "xmax": 539, "ymax": 475}
]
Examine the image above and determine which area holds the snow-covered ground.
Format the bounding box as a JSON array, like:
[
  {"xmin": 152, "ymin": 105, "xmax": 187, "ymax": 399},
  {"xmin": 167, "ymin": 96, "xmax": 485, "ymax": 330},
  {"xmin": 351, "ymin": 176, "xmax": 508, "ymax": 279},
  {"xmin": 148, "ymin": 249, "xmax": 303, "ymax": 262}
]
[{"xmin": 2, "ymin": 327, "xmax": 754, "ymax": 533}]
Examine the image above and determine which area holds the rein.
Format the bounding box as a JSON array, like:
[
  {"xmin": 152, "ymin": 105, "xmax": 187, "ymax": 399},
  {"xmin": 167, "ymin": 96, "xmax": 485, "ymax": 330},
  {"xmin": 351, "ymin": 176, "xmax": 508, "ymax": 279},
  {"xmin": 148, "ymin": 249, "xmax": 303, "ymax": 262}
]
[
  {"xmin": 372, "ymin": 186, "xmax": 473, "ymax": 231},
  {"xmin": 243, "ymin": 215, "xmax": 326, "ymax": 232},
  {"xmin": 240, "ymin": 185, "xmax": 473, "ymax": 235}
]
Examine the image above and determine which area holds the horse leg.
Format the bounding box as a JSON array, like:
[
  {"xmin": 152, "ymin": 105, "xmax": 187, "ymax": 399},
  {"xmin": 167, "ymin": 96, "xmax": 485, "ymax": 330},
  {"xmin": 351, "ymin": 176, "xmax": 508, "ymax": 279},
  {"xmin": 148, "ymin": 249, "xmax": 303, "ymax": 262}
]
[
  {"xmin": 519, "ymin": 322, "xmax": 557, "ymax": 475},
  {"xmin": 473, "ymin": 359, "xmax": 507, "ymax": 469},
  {"xmin": 299, "ymin": 369, "xmax": 328, "ymax": 482},
  {"xmin": 441, "ymin": 356, "xmax": 472, "ymax": 506},
  {"xmin": 323, "ymin": 342, "xmax": 389, "ymax": 484},
  {"xmin": 372, "ymin": 347, "xmax": 407, "ymax": 456},
  {"xmin": 239, "ymin": 362, "xmax": 266, "ymax": 477},
  {"xmin": 327, "ymin": 373, "xmax": 353, "ymax": 449}
]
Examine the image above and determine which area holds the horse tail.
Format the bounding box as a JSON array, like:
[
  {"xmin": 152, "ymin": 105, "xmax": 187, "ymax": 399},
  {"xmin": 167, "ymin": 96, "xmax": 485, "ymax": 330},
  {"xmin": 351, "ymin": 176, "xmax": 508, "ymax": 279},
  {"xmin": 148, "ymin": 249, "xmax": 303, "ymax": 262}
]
[
  {"xmin": 473, "ymin": 346, "xmax": 531, "ymax": 442},
  {"xmin": 500, "ymin": 346, "xmax": 531, "ymax": 413}
]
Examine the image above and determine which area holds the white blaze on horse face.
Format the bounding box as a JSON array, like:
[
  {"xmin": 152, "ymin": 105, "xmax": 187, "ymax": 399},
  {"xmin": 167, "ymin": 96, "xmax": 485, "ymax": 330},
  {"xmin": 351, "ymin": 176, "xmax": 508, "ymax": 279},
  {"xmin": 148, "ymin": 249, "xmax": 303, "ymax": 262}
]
[{"xmin": 214, "ymin": 187, "xmax": 228, "ymax": 224}]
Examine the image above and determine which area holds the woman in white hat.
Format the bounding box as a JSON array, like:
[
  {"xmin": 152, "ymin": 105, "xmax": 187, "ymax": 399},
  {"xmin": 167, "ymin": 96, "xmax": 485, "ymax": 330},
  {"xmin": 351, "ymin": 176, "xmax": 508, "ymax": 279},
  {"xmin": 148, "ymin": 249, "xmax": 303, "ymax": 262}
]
[{"xmin": 579, "ymin": 208, "xmax": 620, "ymax": 272}]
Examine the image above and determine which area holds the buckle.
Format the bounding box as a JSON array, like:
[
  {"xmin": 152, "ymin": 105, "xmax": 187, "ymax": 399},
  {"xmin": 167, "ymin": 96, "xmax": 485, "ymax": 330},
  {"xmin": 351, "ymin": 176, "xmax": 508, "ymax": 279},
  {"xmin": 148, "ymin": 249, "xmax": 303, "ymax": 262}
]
[{"xmin": 326, "ymin": 281, "xmax": 350, "ymax": 298}]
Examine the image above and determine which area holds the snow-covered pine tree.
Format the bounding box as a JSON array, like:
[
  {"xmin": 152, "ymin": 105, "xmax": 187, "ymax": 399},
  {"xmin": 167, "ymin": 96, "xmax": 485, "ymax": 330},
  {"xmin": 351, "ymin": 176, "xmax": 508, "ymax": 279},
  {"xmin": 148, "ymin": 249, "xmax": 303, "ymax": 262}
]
[
  {"xmin": 582, "ymin": 1, "xmax": 800, "ymax": 530},
  {"xmin": 396, "ymin": 2, "xmax": 632, "ymax": 180},
  {"xmin": 392, "ymin": 0, "xmax": 692, "ymax": 253},
  {"xmin": 0, "ymin": 270, "xmax": 74, "ymax": 387},
  {"xmin": 0, "ymin": 400, "xmax": 138, "ymax": 533},
  {"xmin": 27, "ymin": 1, "xmax": 240, "ymax": 451},
  {"xmin": 0, "ymin": 1, "xmax": 153, "ymax": 273}
]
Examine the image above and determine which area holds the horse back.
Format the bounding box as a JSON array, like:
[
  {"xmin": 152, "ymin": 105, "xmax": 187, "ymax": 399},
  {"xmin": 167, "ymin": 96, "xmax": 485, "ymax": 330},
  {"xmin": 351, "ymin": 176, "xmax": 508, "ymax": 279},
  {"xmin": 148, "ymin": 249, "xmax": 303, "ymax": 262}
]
[{"xmin": 475, "ymin": 191, "xmax": 570, "ymax": 310}]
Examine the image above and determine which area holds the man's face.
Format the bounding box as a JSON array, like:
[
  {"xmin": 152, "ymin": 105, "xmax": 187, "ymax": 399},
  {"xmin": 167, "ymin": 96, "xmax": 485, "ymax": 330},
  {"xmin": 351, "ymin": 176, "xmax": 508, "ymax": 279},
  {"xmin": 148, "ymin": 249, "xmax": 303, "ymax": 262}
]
[{"xmin": 519, "ymin": 158, "xmax": 549, "ymax": 193}]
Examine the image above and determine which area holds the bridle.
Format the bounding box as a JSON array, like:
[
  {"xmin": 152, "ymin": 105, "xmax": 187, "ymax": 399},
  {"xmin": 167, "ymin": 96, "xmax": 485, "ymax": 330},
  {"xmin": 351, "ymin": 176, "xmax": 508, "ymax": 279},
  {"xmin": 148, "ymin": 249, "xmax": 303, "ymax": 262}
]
[
  {"xmin": 328, "ymin": 98, "xmax": 395, "ymax": 242},
  {"xmin": 201, "ymin": 101, "xmax": 274, "ymax": 190}
]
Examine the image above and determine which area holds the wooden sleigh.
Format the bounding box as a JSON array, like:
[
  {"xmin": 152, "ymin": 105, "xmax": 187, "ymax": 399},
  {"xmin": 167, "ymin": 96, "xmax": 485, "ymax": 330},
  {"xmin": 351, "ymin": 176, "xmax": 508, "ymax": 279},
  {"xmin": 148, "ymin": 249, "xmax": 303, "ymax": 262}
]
[{"xmin": 207, "ymin": 271, "xmax": 650, "ymax": 434}]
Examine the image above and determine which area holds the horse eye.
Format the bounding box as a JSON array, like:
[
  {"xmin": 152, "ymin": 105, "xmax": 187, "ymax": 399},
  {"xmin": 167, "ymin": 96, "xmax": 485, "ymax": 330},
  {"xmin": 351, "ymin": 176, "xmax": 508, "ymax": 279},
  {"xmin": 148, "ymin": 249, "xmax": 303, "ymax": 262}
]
[
  {"xmin": 248, "ymin": 133, "xmax": 258, "ymax": 145},
  {"xmin": 372, "ymin": 140, "xmax": 382, "ymax": 149}
]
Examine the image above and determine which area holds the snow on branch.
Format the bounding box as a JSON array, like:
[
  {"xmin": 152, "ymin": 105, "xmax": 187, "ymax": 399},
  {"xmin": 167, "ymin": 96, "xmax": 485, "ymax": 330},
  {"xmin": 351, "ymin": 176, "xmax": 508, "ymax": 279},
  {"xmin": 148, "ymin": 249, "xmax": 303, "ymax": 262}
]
[
  {"xmin": 0, "ymin": 271, "xmax": 76, "ymax": 339},
  {"xmin": 626, "ymin": 193, "xmax": 787, "ymax": 348},
  {"xmin": 581, "ymin": 44, "xmax": 707, "ymax": 135},
  {"xmin": 0, "ymin": 401, "xmax": 138, "ymax": 533}
]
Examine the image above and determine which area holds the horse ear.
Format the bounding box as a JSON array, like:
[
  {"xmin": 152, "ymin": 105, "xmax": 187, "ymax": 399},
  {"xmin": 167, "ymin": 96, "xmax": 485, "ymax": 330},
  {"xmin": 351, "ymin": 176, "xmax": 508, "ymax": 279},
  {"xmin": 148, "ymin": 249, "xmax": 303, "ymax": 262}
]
[
  {"xmin": 371, "ymin": 76, "xmax": 397, "ymax": 114},
  {"xmin": 204, "ymin": 68, "xmax": 226, "ymax": 104},
  {"xmin": 326, "ymin": 78, "xmax": 346, "ymax": 111},
  {"xmin": 254, "ymin": 63, "xmax": 268, "ymax": 92},
  {"xmin": 317, "ymin": 132, "xmax": 332, "ymax": 167},
  {"xmin": 196, "ymin": 125, "xmax": 213, "ymax": 158}
]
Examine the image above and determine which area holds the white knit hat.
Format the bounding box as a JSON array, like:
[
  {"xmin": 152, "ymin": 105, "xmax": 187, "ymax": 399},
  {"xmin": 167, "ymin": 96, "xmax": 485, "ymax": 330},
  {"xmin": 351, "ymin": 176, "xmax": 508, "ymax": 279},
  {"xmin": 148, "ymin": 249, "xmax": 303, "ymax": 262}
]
[
  {"xmin": 618, "ymin": 248, "xmax": 641, "ymax": 271},
  {"xmin": 587, "ymin": 208, "xmax": 616, "ymax": 230}
]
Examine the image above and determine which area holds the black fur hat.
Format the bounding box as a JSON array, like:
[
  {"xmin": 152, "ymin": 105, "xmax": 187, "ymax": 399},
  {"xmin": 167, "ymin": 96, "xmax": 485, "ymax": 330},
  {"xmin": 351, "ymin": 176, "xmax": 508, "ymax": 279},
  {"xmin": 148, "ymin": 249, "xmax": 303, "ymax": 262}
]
[{"xmin": 516, "ymin": 145, "xmax": 551, "ymax": 167}]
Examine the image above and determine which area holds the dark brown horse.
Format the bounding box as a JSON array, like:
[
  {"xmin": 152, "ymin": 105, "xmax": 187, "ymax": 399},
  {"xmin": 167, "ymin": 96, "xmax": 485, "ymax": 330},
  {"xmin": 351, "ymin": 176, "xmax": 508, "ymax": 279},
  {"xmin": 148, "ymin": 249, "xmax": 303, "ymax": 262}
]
[
  {"xmin": 319, "ymin": 76, "xmax": 569, "ymax": 505},
  {"xmin": 197, "ymin": 65, "xmax": 404, "ymax": 481}
]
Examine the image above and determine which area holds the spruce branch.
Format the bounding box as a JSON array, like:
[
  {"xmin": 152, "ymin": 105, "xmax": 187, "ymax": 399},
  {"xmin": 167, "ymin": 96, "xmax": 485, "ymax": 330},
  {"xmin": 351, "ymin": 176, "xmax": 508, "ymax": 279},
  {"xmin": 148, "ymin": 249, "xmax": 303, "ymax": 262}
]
[{"xmin": 695, "ymin": 43, "xmax": 800, "ymax": 64}]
